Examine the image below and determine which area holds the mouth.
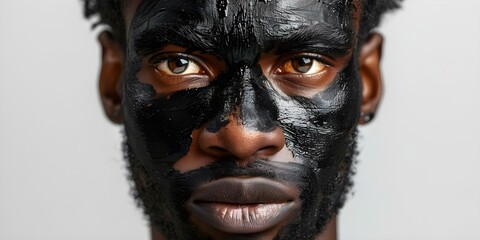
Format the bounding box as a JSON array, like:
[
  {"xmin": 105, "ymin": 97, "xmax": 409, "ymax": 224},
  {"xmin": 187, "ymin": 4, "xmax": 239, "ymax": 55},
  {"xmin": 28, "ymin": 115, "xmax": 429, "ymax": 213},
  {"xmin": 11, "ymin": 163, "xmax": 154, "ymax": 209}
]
[{"xmin": 187, "ymin": 177, "xmax": 300, "ymax": 234}]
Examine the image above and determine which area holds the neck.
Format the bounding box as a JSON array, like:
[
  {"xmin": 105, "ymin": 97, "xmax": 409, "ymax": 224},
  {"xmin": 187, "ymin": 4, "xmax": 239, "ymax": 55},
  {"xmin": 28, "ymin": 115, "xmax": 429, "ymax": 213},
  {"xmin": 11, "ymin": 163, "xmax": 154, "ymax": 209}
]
[{"xmin": 151, "ymin": 216, "xmax": 337, "ymax": 240}]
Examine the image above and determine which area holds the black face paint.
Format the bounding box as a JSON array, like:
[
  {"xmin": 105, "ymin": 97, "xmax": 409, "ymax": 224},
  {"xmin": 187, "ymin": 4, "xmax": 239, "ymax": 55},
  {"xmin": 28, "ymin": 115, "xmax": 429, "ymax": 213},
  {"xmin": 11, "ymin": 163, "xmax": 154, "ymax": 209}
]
[{"xmin": 122, "ymin": 0, "xmax": 360, "ymax": 239}]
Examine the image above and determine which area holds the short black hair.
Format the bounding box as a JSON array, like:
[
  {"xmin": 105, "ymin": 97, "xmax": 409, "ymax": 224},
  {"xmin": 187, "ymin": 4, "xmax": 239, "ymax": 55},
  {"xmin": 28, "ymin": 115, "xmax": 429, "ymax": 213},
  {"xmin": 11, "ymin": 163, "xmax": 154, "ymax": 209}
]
[
  {"xmin": 82, "ymin": 0, "xmax": 402, "ymax": 46},
  {"xmin": 83, "ymin": 0, "xmax": 125, "ymax": 44}
]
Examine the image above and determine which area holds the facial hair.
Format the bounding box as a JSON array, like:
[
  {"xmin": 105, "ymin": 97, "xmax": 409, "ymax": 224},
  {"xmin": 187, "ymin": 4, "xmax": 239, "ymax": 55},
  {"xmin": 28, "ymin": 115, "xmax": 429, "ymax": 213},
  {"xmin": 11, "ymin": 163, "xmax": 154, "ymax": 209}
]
[{"xmin": 121, "ymin": 128, "xmax": 358, "ymax": 240}]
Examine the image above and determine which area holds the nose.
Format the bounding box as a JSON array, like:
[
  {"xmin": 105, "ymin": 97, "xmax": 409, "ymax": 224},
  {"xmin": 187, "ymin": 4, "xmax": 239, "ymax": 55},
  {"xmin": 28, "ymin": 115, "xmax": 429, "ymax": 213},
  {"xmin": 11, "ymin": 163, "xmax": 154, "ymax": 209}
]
[{"xmin": 198, "ymin": 113, "xmax": 285, "ymax": 166}]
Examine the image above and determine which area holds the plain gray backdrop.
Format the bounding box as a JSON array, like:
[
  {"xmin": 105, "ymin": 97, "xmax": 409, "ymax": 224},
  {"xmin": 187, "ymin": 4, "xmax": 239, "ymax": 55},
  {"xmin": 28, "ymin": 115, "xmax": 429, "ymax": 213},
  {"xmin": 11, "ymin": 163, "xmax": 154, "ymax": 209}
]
[{"xmin": 0, "ymin": 0, "xmax": 479, "ymax": 239}]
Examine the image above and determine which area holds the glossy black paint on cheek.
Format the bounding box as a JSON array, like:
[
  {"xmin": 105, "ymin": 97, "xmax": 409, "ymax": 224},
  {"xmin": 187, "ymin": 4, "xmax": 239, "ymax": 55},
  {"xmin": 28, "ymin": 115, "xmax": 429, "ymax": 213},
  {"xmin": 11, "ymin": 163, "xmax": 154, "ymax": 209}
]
[
  {"xmin": 133, "ymin": 87, "xmax": 215, "ymax": 164},
  {"xmin": 275, "ymin": 61, "xmax": 361, "ymax": 168},
  {"xmin": 121, "ymin": 45, "xmax": 215, "ymax": 167},
  {"xmin": 267, "ymin": 58, "xmax": 361, "ymax": 232}
]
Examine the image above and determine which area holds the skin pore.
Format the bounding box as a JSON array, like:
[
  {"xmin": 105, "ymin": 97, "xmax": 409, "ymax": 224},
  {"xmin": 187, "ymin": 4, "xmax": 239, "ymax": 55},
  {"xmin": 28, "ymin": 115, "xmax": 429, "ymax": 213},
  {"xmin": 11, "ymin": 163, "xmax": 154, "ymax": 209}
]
[{"xmin": 97, "ymin": 0, "xmax": 384, "ymax": 239}]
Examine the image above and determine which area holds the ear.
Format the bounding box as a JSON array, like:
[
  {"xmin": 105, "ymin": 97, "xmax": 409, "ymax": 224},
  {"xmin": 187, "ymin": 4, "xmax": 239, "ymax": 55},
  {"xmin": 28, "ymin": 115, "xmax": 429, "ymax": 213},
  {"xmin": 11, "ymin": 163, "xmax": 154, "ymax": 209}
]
[
  {"xmin": 358, "ymin": 33, "xmax": 383, "ymax": 125},
  {"xmin": 98, "ymin": 31, "xmax": 124, "ymax": 124}
]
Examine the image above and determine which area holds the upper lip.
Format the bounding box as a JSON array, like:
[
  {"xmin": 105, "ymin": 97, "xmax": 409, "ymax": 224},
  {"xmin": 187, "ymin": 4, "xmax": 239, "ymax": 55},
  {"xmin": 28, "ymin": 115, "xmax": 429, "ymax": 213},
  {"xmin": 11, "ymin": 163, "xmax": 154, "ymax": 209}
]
[
  {"xmin": 190, "ymin": 177, "xmax": 297, "ymax": 204},
  {"xmin": 187, "ymin": 177, "xmax": 300, "ymax": 234}
]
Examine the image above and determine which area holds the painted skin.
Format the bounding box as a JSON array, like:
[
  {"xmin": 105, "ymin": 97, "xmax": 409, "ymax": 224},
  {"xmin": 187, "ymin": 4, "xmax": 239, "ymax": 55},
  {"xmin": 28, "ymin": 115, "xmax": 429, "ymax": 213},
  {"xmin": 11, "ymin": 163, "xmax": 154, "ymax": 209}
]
[{"xmin": 98, "ymin": 0, "xmax": 383, "ymax": 239}]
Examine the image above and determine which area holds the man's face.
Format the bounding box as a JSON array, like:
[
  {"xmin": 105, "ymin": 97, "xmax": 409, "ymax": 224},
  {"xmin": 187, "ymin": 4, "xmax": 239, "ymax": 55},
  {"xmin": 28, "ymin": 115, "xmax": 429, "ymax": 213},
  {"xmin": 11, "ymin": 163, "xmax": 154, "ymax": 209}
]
[{"xmin": 119, "ymin": 0, "xmax": 364, "ymax": 239}]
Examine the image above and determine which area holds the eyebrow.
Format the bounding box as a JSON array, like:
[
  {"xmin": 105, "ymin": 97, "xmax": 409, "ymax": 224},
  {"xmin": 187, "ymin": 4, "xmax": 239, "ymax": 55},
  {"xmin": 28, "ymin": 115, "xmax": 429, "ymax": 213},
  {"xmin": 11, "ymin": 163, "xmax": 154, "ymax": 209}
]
[
  {"xmin": 134, "ymin": 22, "xmax": 354, "ymax": 59},
  {"xmin": 269, "ymin": 23, "xmax": 354, "ymax": 58},
  {"xmin": 133, "ymin": 24, "xmax": 217, "ymax": 57}
]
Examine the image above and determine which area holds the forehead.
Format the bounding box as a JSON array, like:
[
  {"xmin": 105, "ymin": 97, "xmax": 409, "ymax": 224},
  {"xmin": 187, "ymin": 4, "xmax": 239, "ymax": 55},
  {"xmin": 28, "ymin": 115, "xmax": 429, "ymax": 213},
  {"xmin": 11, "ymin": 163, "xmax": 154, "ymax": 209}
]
[{"xmin": 124, "ymin": 0, "xmax": 359, "ymax": 39}]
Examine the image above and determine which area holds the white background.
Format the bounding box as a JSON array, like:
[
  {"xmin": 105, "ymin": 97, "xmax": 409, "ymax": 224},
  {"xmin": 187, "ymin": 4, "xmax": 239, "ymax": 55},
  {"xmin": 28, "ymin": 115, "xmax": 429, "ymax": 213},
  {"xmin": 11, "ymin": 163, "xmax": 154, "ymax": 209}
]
[{"xmin": 0, "ymin": 0, "xmax": 479, "ymax": 239}]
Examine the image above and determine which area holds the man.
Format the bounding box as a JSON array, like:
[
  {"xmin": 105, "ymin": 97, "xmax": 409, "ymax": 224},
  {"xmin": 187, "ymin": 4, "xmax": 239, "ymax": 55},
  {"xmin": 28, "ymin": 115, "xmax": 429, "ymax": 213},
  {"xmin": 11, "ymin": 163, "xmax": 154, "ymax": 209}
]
[{"xmin": 83, "ymin": 0, "xmax": 401, "ymax": 239}]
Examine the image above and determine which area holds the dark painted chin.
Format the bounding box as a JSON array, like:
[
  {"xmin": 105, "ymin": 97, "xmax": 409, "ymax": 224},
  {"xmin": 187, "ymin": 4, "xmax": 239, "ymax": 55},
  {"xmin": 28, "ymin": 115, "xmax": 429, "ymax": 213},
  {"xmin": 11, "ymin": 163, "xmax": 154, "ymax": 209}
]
[{"xmin": 187, "ymin": 177, "xmax": 300, "ymax": 235}]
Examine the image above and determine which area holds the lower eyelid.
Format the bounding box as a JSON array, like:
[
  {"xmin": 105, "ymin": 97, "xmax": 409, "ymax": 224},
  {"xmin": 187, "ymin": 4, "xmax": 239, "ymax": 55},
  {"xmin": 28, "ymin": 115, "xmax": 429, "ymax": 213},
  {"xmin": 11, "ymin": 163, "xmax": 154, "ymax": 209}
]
[
  {"xmin": 278, "ymin": 65, "xmax": 328, "ymax": 76},
  {"xmin": 152, "ymin": 75, "xmax": 211, "ymax": 93},
  {"xmin": 283, "ymin": 70, "xmax": 328, "ymax": 79}
]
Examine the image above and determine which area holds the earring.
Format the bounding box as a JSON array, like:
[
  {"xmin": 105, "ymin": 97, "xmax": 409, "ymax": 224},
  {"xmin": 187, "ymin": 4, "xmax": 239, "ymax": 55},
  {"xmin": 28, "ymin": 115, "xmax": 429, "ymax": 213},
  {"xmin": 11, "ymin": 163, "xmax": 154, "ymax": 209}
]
[{"xmin": 361, "ymin": 112, "xmax": 375, "ymax": 123}]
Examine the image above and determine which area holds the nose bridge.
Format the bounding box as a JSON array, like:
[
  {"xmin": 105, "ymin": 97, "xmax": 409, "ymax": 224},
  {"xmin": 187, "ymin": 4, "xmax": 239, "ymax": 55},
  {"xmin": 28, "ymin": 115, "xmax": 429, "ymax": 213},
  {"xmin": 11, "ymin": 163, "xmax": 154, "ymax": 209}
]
[
  {"xmin": 238, "ymin": 65, "xmax": 276, "ymax": 132},
  {"xmin": 209, "ymin": 64, "xmax": 278, "ymax": 133}
]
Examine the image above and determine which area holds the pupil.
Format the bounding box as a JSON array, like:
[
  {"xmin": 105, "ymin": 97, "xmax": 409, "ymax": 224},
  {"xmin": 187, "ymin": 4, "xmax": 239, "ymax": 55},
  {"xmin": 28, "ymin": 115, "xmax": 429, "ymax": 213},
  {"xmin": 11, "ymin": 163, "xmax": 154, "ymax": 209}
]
[
  {"xmin": 293, "ymin": 57, "xmax": 313, "ymax": 73},
  {"xmin": 168, "ymin": 58, "xmax": 189, "ymax": 74}
]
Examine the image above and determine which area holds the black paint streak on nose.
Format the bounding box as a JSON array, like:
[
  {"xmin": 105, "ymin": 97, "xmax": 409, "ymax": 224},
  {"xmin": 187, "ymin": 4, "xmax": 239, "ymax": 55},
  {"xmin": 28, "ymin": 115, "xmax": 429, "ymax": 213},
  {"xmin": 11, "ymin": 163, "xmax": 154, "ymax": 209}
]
[
  {"xmin": 239, "ymin": 66, "xmax": 279, "ymax": 132},
  {"xmin": 206, "ymin": 64, "xmax": 279, "ymax": 133}
]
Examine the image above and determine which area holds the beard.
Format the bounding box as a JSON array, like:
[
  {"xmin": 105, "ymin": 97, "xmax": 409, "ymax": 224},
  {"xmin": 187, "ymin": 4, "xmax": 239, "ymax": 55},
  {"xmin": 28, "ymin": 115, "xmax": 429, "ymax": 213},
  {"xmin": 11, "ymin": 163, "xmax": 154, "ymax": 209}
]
[{"xmin": 121, "ymin": 128, "xmax": 358, "ymax": 240}]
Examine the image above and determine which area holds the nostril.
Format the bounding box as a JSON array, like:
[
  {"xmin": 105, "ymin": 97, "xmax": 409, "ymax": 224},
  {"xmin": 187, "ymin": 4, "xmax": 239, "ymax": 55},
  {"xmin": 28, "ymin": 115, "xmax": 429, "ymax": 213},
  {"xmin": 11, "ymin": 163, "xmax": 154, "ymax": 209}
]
[
  {"xmin": 259, "ymin": 146, "xmax": 269, "ymax": 151},
  {"xmin": 258, "ymin": 146, "xmax": 278, "ymax": 154},
  {"xmin": 257, "ymin": 143, "xmax": 284, "ymax": 156},
  {"xmin": 207, "ymin": 146, "xmax": 230, "ymax": 156}
]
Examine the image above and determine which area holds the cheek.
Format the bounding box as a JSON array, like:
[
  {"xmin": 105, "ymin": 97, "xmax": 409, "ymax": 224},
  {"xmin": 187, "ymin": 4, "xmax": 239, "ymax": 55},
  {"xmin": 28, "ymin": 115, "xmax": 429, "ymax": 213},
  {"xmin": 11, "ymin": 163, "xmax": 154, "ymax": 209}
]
[
  {"xmin": 123, "ymin": 67, "xmax": 215, "ymax": 165},
  {"xmin": 274, "ymin": 64, "xmax": 361, "ymax": 167}
]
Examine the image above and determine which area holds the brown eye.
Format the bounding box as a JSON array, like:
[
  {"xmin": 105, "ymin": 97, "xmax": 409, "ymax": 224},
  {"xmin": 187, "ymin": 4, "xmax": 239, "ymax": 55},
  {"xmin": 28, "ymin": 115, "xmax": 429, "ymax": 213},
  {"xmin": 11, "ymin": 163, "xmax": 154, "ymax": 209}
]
[
  {"xmin": 279, "ymin": 56, "xmax": 326, "ymax": 75},
  {"xmin": 168, "ymin": 58, "xmax": 189, "ymax": 73},
  {"xmin": 154, "ymin": 56, "xmax": 203, "ymax": 75},
  {"xmin": 292, "ymin": 57, "xmax": 313, "ymax": 73}
]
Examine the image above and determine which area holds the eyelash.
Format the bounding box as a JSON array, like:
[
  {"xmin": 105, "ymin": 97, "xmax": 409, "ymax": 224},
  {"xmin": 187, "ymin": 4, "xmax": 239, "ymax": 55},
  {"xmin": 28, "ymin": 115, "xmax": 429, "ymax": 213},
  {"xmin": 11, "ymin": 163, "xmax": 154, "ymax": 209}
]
[
  {"xmin": 289, "ymin": 53, "xmax": 332, "ymax": 66},
  {"xmin": 149, "ymin": 53, "xmax": 209, "ymax": 74}
]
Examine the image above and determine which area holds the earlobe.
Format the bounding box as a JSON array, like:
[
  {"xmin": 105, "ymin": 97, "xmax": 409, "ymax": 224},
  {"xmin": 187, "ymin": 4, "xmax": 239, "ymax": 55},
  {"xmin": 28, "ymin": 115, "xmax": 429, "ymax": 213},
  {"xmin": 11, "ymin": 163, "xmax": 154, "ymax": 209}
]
[
  {"xmin": 358, "ymin": 33, "xmax": 383, "ymax": 125},
  {"xmin": 98, "ymin": 31, "xmax": 124, "ymax": 124}
]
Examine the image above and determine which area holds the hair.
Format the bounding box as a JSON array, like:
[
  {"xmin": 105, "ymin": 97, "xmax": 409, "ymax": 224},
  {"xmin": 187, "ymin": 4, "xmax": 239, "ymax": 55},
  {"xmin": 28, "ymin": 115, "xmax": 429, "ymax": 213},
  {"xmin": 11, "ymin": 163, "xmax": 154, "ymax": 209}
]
[
  {"xmin": 83, "ymin": 0, "xmax": 401, "ymax": 46},
  {"xmin": 358, "ymin": 0, "xmax": 402, "ymax": 41}
]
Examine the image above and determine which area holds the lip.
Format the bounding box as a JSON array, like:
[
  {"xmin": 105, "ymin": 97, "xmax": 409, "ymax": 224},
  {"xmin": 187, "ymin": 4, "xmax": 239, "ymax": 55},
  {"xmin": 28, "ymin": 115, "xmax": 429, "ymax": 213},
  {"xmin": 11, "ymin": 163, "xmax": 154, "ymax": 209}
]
[{"xmin": 187, "ymin": 177, "xmax": 299, "ymax": 234}]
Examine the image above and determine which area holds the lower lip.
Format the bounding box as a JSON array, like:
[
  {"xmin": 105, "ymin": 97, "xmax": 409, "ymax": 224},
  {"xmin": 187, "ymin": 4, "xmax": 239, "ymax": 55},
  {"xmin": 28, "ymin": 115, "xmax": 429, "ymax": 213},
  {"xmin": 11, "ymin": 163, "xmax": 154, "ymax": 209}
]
[{"xmin": 190, "ymin": 201, "xmax": 296, "ymax": 234}]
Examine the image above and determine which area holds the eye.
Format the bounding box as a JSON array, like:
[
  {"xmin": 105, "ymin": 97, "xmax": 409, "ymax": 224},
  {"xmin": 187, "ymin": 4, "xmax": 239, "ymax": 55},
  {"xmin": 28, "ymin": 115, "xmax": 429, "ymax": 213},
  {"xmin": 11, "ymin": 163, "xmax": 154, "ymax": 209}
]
[
  {"xmin": 278, "ymin": 56, "xmax": 326, "ymax": 75},
  {"xmin": 139, "ymin": 47, "xmax": 226, "ymax": 96},
  {"xmin": 153, "ymin": 56, "xmax": 205, "ymax": 75}
]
